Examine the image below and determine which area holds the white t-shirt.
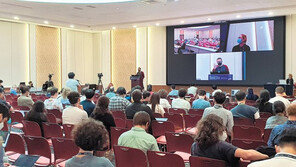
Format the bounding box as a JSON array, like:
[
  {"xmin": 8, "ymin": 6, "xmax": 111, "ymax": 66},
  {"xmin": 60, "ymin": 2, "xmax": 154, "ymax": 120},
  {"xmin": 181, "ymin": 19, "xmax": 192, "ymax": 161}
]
[
  {"xmin": 187, "ymin": 86, "xmax": 198, "ymax": 96},
  {"xmin": 248, "ymin": 153, "xmax": 296, "ymax": 167},
  {"xmin": 269, "ymin": 96, "xmax": 290, "ymax": 109},
  {"xmin": 160, "ymin": 98, "xmax": 171, "ymax": 109},
  {"xmin": 172, "ymin": 98, "xmax": 191, "ymax": 110},
  {"xmin": 62, "ymin": 106, "xmax": 88, "ymax": 125}
]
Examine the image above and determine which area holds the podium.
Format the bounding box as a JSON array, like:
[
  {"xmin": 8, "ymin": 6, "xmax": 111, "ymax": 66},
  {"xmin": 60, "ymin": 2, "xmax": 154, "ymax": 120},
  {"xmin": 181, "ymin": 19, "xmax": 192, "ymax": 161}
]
[
  {"xmin": 130, "ymin": 75, "xmax": 140, "ymax": 88},
  {"xmin": 264, "ymin": 84, "xmax": 293, "ymax": 98},
  {"xmin": 208, "ymin": 74, "xmax": 233, "ymax": 80}
]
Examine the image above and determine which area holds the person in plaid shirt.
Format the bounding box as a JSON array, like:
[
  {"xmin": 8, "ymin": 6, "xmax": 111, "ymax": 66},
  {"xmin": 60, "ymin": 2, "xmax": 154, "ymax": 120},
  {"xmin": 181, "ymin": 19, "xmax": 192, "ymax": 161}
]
[{"xmin": 109, "ymin": 87, "xmax": 131, "ymax": 111}]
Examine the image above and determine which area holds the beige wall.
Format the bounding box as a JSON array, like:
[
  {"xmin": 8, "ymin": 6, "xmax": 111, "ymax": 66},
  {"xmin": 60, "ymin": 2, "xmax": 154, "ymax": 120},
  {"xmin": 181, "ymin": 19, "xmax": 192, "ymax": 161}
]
[{"xmin": 286, "ymin": 15, "xmax": 296, "ymax": 78}]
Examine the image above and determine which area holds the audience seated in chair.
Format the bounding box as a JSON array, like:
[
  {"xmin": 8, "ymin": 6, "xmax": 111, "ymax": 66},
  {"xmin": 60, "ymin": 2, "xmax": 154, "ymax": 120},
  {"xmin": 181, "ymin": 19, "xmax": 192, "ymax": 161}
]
[
  {"xmin": 268, "ymin": 104, "xmax": 296, "ymax": 147},
  {"xmin": 17, "ymin": 86, "xmax": 34, "ymax": 109},
  {"xmin": 191, "ymin": 114, "xmax": 268, "ymax": 167},
  {"xmin": 231, "ymin": 91, "xmax": 260, "ymax": 121},
  {"xmin": 265, "ymin": 101, "xmax": 288, "ymax": 129},
  {"xmin": 192, "ymin": 89, "xmax": 211, "ymax": 110},
  {"xmin": 62, "ymin": 91, "xmax": 88, "ymax": 125},
  {"xmin": 80, "ymin": 89, "xmax": 96, "ymax": 116},
  {"xmin": 109, "ymin": 87, "xmax": 131, "ymax": 111},
  {"xmin": 141, "ymin": 91, "xmax": 151, "ymax": 105},
  {"xmin": 0, "ymin": 88, "xmax": 13, "ymax": 112},
  {"xmin": 0, "ymin": 103, "xmax": 10, "ymax": 166},
  {"xmin": 246, "ymin": 88, "xmax": 259, "ymax": 101},
  {"xmin": 202, "ymin": 92, "xmax": 234, "ymax": 136},
  {"xmin": 171, "ymin": 88, "xmax": 191, "ymax": 111},
  {"xmin": 106, "ymin": 87, "xmax": 116, "ymax": 99},
  {"xmin": 25, "ymin": 101, "xmax": 48, "ymax": 137},
  {"xmin": 256, "ymin": 89, "xmax": 274, "ymax": 115},
  {"xmin": 158, "ymin": 89, "xmax": 171, "ymax": 109},
  {"xmin": 44, "ymin": 87, "xmax": 63, "ymax": 111},
  {"xmin": 118, "ymin": 111, "xmax": 159, "ymax": 152},
  {"xmin": 168, "ymin": 85, "xmax": 178, "ymax": 97},
  {"xmin": 148, "ymin": 93, "xmax": 165, "ymax": 117},
  {"xmin": 249, "ymin": 128, "xmax": 296, "ymax": 167},
  {"xmin": 58, "ymin": 87, "xmax": 71, "ymax": 106},
  {"xmin": 269, "ymin": 86, "xmax": 290, "ymax": 109},
  {"xmin": 65, "ymin": 118, "xmax": 114, "ymax": 167}
]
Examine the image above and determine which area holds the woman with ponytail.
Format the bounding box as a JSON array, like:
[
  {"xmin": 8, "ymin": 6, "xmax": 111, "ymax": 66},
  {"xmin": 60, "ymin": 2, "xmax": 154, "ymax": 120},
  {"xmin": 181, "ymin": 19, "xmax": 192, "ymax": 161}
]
[{"xmin": 256, "ymin": 89, "xmax": 273, "ymax": 115}]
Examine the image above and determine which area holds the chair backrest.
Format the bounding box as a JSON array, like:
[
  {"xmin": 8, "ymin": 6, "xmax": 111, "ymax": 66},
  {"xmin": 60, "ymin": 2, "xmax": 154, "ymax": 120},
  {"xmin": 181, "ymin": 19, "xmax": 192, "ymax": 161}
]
[
  {"xmin": 255, "ymin": 119, "xmax": 267, "ymax": 132},
  {"xmin": 260, "ymin": 112, "xmax": 272, "ymax": 119},
  {"xmin": 125, "ymin": 119, "xmax": 133, "ymax": 129},
  {"xmin": 184, "ymin": 114, "xmax": 202, "ymax": 129},
  {"xmin": 147, "ymin": 151, "xmax": 185, "ymax": 167},
  {"xmin": 188, "ymin": 109, "xmax": 204, "ymax": 116},
  {"xmin": 5, "ymin": 133, "xmax": 26, "ymax": 154},
  {"xmin": 22, "ymin": 120, "xmax": 42, "ymax": 137},
  {"xmin": 114, "ymin": 145, "xmax": 147, "ymax": 167},
  {"xmin": 233, "ymin": 126, "xmax": 262, "ymax": 141},
  {"xmin": 62, "ymin": 124, "xmax": 75, "ymax": 139},
  {"xmin": 11, "ymin": 101, "xmax": 18, "ymax": 107},
  {"xmin": 42, "ymin": 123, "xmax": 63, "ymax": 138},
  {"xmin": 164, "ymin": 113, "xmax": 184, "ymax": 130},
  {"xmin": 19, "ymin": 106, "xmax": 30, "ymax": 111},
  {"xmin": 114, "ymin": 118, "xmax": 126, "ymax": 128},
  {"xmin": 47, "ymin": 109, "xmax": 62, "ymax": 120},
  {"xmin": 189, "ymin": 156, "xmax": 227, "ymax": 167},
  {"xmin": 111, "ymin": 110, "xmax": 126, "ymax": 120},
  {"xmin": 46, "ymin": 113, "xmax": 57, "ymax": 124},
  {"xmin": 24, "ymin": 136, "xmax": 52, "ymax": 165},
  {"xmin": 234, "ymin": 118, "xmax": 254, "ymax": 126},
  {"xmin": 263, "ymin": 129, "xmax": 272, "ymax": 143},
  {"xmin": 232, "ymin": 139, "xmax": 267, "ymax": 150},
  {"xmin": 111, "ymin": 127, "xmax": 128, "ymax": 147},
  {"xmin": 165, "ymin": 132, "xmax": 194, "ymax": 153},
  {"xmin": 169, "ymin": 108, "xmax": 186, "ymax": 115},
  {"xmin": 52, "ymin": 137, "xmax": 79, "ymax": 164},
  {"xmin": 153, "ymin": 113, "xmax": 163, "ymax": 118},
  {"xmin": 10, "ymin": 111, "xmax": 24, "ymax": 123},
  {"xmin": 151, "ymin": 121, "xmax": 175, "ymax": 137}
]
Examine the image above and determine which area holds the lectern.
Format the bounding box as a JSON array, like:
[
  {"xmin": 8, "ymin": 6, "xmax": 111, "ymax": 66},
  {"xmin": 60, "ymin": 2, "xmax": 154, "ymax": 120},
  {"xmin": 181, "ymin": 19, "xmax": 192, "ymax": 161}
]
[{"xmin": 130, "ymin": 75, "xmax": 140, "ymax": 88}]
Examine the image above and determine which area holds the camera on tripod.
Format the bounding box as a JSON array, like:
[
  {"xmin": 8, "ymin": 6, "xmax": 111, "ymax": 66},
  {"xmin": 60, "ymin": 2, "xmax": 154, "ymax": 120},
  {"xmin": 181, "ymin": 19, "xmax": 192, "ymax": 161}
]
[{"xmin": 98, "ymin": 73, "xmax": 103, "ymax": 79}]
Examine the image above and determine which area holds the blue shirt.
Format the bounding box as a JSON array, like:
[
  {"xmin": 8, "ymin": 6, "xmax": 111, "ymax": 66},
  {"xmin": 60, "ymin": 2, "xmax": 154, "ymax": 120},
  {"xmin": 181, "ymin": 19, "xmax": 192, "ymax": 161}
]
[
  {"xmin": 65, "ymin": 79, "xmax": 79, "ymax": 92},
  {"xmin": 80, "ymin": 99, "xmax": 95, "ymax": 116},
  {"xmin": 66, "ymin": 154, "xmax": 113, "ymax": 167},
  {"xmin": 168, "ymin": 89, "xmax": 178, "ymax": 96},
  {"xmin": 268, "ymin": 120, "xmax": 296, "ymax": 147},
  {"xmin": 106, "ymin": 92, "xmax": 116, "ymax": 99},
  {"xmin": 192, "ymin": 99, "xmax": 211, "ymax": 109},
  {"xmin": 10, "ymin": 89, "xmax": 17, "ymax": 96},
  {"xmin": 230, "ymin": 104, "xmax": 258, "ymax": 120}
]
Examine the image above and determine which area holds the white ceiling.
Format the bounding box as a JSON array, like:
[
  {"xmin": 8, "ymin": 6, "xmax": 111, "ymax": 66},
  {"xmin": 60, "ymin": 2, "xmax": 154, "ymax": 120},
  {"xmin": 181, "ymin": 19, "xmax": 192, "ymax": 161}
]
[{"xmin": 0, "ymin": 0, "xmax": 296, "ymax": 31}]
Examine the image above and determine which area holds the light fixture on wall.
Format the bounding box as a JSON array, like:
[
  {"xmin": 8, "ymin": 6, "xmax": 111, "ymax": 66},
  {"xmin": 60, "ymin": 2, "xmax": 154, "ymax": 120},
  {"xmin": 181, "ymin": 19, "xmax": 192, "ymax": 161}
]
[
  {"xmin": 44, "ymin": 20, "xmax": 49, "ymax": 24},
  {"xmin": 268, "ymin": 12, "xmax": 274, "ymax": 16},
  {"xmin": 180, "ymin": 20, "xmax": 185, "ymax": 24},
  {"xmin": 70, "ymin": 25, "xmax": 75, "ymax": 28},
  {"xmin": 156, "ymin": 23, "xmax": 160, "ymax": 26},
  {"xmin": 133, "ymin": 25, "xmax": 137, "ymax": 28},
  {"xmin": 112, "ymin": 27, "xmax": 116, "ymax": 30},
  {"xmin": 13, "ymin": 16, "xmax": 20, "ymax": 20},
  {"xmin": 207, "ymin": 18, "xmax": 211, "ymax": 21},
  {"xmin": 236, "ymin": 14, "xmax": 241, "ymax": 18},
  {"xmin": 20, "ymin": 0, "xmax": 137, "ymax": 3}
]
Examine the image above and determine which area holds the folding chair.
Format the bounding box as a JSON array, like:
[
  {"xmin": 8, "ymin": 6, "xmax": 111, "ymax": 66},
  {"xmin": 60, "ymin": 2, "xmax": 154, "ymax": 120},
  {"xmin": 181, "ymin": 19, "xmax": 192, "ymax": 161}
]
[
  {"xmin": 22, "ymin": 120, "xmax": 42, "ymax": 137},
  {"xmin": 52, "ymin": 138, "xmax": 79, "ymax": 166},
  {"xmin": 110, "ymin": 127, "xmax": 128, "ymax": 148},
  {"xmin": 164, "ymin": 113, "xmax": 184, "ymax": 131},
  {"xmin": 169, "ymin": 108, "xmax": 186, "ymax": 115},
  {"xmin": 234, "ymin": 118, "xmax": 254, "ymax": 126},
  {"xmin": 189, "ymin": 156, "xmax": 226, "ymax": 167},
  {"xmin": 111, "ymin": 110, "xmax": 126, "ymax": 120},
  {"xmin": 114, "ymin": 145, "xmax": 147, "ymax": 167},
  {"xmin": 62, "ymin": 124, "xmax": 74, "ymax": 139},
  {"xmin": 147, "ymin": 151, "xmax": 185, "ymax": 167},
  {"xmin": 5, "ymin": 133, "xmax": 26, "ymax": 162},
  {"xmin": 151, "ymin": 121, "xmax": 175, "ymax": 145},
  {"xmin": 232, "ymin": 139, "xmax": 267, "ymax": 150},
  {"xmin": 188, "ymin": 109, "xmax": 204, "ymax": 116},
  {"xmin": 233, "ymin": 126, "xmax": 262, "ymax": 141},
  {"xmin": 184, "ymin": 114, "xmax": 201, "ymax": 129},
  {"xmin": 114, "ymin": 118, "xmax": 126, "ymax": 128},
  {"xmin": 42, "ymin": 123, "xmax": 63, "ymax": 139},
  {"xmin": 46, "ymin": 113, "xmax": 57, "ymax": 124},
  {"xmin": 47, "ymin": 109, "xmax": 62, "ymax": 124}
]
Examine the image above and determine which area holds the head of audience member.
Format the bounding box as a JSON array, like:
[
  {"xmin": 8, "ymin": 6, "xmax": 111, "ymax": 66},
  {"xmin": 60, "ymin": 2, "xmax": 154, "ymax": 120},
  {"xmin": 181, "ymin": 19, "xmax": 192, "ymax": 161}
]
[
  {"xmin": 289, "ymin": 74, "xmax": 293, "ymax": 79},
  {"xmin": 147, "ymin": 84, "xmax": 153, "ymax": 92},
  {"xmin": 133, "ymin": 111, "xmax": 151, "ymax": 132},
  {"xmin": 107, "ymin": 83, "xmax": 113, "ymax": 89},
  {"xmin": 93, "ymin": 96, "xmax": 110, "ymax": 116},
  {"xmin": 20, "ymin": 86, "xmax": 30, "ymax": 97},
  {"xmin": 150, "ymin": 93, "xmax": 160, "ymax": 113},
  {"xmin": 131, "ymin": 85, "xmax": 142, "ymax": 93},
  {"xmin": 275, "ymin": 128, "xmax": 296, "ymax": 155},
  {"xmin": 216, "ymin": 58, "xmax": 223, "ymax": 66},
  {"xmin": 132, "ymin": 90, "xmax": 142, "ymax": 103},
  {"xmin": 68, "ymin": 72, "xmax": 75, "ymax": 79},
  {"xmin": 138, "ymin": 67, "xmax": 141, "ymax": 72},
  {"xmin": 142, "ymin": 91, "xmax": 151, "ymax": 101},
  {"xmin": 257, "ymin": 89, "xmax": 270, "ymax": 104},
  {"xmin": 0, "ymin": 102, "xmax": 10, "ymax": 123},
  {"xmin": 68, "ymin": 91, "xmax": 81, "ymax": 106},
  {"xmin": 212, "ymin": 89, "xmax": 222, "ymax": 97},
  {"xmin": 247, "ymin": 87, "xmax": 254, "ymax": 95},
  {"xmin": 273, "ymin": 101, "xmax": 286, "ymax": 116},
  {"xmin": 195, "ymin": 114, "xmax": 226, "ymax": 149},
  {"xmin": 235, "ymin": 91, "xmax": 246, "ymax": 103},
  {"xmin": 0, "ymin": 88, "xmax": 5, "ymax": 100},
  {"xmin": 275, "ymin": 86, "xmax": 285, "ymax": 97},
  {"xmin": 178, "ymin": 88, "xmax": 187, "ymax": 99},
  {"xmin": 62, "ymin": 87, "xmax": 71, "ymax": 99},
  {"xmin": 109, "ymin": 87, "xmax": 115, "ymax": 93},
  {"xmin": 286, "ymin": 104, "xmax": 296, "ymax": 121},
  {"xmin": 72, "ymin": 118, "xmax": 109, "ymax": 152},
  {"xmin": 212, "ymin": 85, "xmax": 217, "ymax": 91},
  {"xmin": 171, "ymin": 84, "xmax": 176, "ymax": 90},
  {"xmin": 47, "ymin": 87, "xmax": 58, "ymax": 98},
  {"xmin": 28, "ymin": 81, "xmax": 33, "ymax": 87},
  {"xmin": 81, "ymin": 87, "xmax": 88, "ymax": 96},
  {"xmin": 198, "ymin": 89, "xmax": 207, "ymax": 100},
  {"xmin": 158, "ymin": 89, "xmax": 168, "ymax": 99},
  {"xmin": 116, "ymin": 87, "xmax": 126, "ymax": 97},
  {"xmin": 213, "ymin": 92, "xmax": 226, "ymax": 105},
  {"xmin": 0, "ymin": 80, "xmax": 3, "ymax": 87},
  {"xmin": 238, "ymin": 34, "xmax": 247, "ymax": 45},
  {"xmin": 85, "ymin": 89, "xmax": 95, "ymax": 100},
  {"xmin": 31, "ymin": 101, "xmax": 46, "ymax": 113},
  {"xmin": 11, "ymin": 85, "xmax": 17, "ymax": 91}
]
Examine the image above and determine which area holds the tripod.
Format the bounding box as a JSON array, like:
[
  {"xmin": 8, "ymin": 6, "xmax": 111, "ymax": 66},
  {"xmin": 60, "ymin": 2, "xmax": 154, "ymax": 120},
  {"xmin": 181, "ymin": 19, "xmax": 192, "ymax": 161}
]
[{"xmin": 98, "ymin": 77, "xmax": 104, "ymax": 94}]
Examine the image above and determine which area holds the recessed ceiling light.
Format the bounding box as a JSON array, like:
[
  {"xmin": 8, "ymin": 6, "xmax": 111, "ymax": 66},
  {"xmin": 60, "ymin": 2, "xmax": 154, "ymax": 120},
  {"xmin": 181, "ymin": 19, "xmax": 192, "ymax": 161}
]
[
  {"xmin": 180, "ymin": 21, "xmax": 185, "ymax": 24},
  {"xmin": 174, "ymin": 0, "xmax": 179, "ymax": 2},
  {"xmin": 156, "ymin": 23, "xmax": 160, "ymax": 26},
  {"xmin": 133, "ymin": 25, "xmax": 137, "ymax": 28},
  {"xmin": 268, "ymin": 12, "xmax": 274, "ymax": 16},
  {"xmin": 13, "ymin": 16, "xmax": 19, "ymax": 20},
  {"xmin": 70, "ymin": 25, "xmax": 75, "ymax": 28},
  {"xmin": 21, "ymin": 0, "xmax": 137, "ymax": 3},
  {"xmin": 43, "ymin": 21, "xmax": 49, "ymax": 24},
  {"xmin": 207, "ymin": 18, "xmax": 212, "ymax": 21},
  {"xmin": 236, "ymin": 15, "xmax": 241, "ymax": 18},
  {"xmin": 112, "ymin": 27, "xmax": 116, "ymax": 30}
]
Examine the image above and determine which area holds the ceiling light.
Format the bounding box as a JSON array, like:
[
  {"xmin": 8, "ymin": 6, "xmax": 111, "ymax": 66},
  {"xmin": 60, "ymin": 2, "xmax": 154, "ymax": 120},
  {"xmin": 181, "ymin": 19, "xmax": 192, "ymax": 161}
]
[
  {"xmin": 133, "ymin": 25, "xmax": 137, "ymax": 28},
  {"xmin": 112, "ymin": 27, "xmax": 116, "ymax": 30},
  {"xmin": 180, "ymin": 21, "xmax": 185, "ymax": 24},
  {"xmin": 207, "ymin": 18, "xmax": 211, "ymax": 21},
  {"xmin": 268, "ymin": 12, "xmax": 274, "ymax": 16},
  {"xmin": 174, "ymin": 0, "xmax": 179, "ymax": 2},
  {"xmin": 13, "ymin": 16, "xmax": 19, "ymax": 20},
  {"xmin": 43, "ymin": 21, "xmax": 49, "ymax": 24},
  {"xmin": 156, "ymin": 23, "xmax": 160, "ymax": 26},
  {"xmin": 20, "ymin": 0, "xmax": 136, "ymax": 3},
  {"xmin": 70, "ymin": 25, "xmax": 75, "ymax": 28},
  {"xmin": 236, "ymin": 15, "xmax": 241, "ymax": 18}
]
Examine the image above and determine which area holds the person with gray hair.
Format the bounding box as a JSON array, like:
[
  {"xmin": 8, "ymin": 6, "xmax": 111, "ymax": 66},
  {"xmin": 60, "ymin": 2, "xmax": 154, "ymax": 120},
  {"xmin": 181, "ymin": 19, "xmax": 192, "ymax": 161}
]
[{"xmin": 269, "ymin": 86, "xmax": 290, "ymax": 109}]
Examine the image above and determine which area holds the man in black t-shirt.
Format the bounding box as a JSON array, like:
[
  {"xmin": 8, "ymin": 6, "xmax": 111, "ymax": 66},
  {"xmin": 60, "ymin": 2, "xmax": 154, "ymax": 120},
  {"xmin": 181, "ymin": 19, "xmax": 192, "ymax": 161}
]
[{"xmin": 232, "ymin": 34, "xmax": 250, "ymax": 52}]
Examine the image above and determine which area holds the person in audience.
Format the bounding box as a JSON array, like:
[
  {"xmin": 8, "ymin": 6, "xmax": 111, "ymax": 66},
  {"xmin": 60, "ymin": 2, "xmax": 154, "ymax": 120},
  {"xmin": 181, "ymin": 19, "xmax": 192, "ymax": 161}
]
[
  {"xmin": 187, "ymin": 84, "xmax": 198, "ymax": 97},
  {"xmin": 141, "ymin": 91, "xmax": 151, "ymax": 105},
  {"xmin": 118, "ymin": 111, "xmax": 159, "ymax": 152},
  {"xmin": 147, "ymin": 93, "xmax": 165, "ymax": 116},
  {"xmin": 106, "ymin": 87, "xmax": 116, "ymax": 99},
  {"xmin": 147, "ymin": 84, "xmax": 153, "ymax": 94},
  {"xmin": 79, "ymin": 87, "xmax": 88, "ymax": 102},
  {"xmin": 130, "ymin": 85, "xmax": 142, "ymax": 94},
  {"xmin": 91, "ymin": 96, "xmax": 115, "ymax": 137},
  {"xmin": 231, "ymin": 91, "xmax": 260, "ymax": 121},
  {"xmin": 171, "ymin": 88, "xmax": 191, "ymax": 111},
  {"xmin": 17, "ymin": 86, "xmax": 34, "ymax": 108},
  {"xmin": 249, "ymin": 128, "xmax": 296, "ymax": 167},
  {"xmin": 0, "ymin": 80, "xmax": 3, "ymax": 89},
  {"xmin": 0, "ymin": 103, "xmax": 10, "ymax": 166},
  {"xmin": 25, "ymin": 101, "xmax": 48, "ymax": 137},
  {"xmin": 168, "ymin": 84, "xmax": 178, "ymax": 96},
  {"xmin": 265, "ymin": 101, "xmax": 288, "ymax": 129},
  {"xmin": 44, "ymin": 87, "xmax": 63, "ymax": 111},
  {"xmin": 59, "ymin": 87, "xmax": 71, "ymax": 106},
  {"xmin": 104, "ymin": 82, "xmax": 114, "ymax": 94},
  {"xmin": 212, "ymin": 89, "xmax": 222, "ymax": 97},
  {"xmin": 65, "ymin": 118, "xmax": 113, "ymax": 167},
  {"xmin": 28, "ymin": 81, "xmax": 34, "ymax": 88},
  {"xmin": 125, "ymin": 90, "xmax": 154, "ymax": 120},
  {"xmin": 202, "ymin": 92, "xmax": 234, "ymax": 136},
  {"xmin": 192, "ymin": 114, "xmax": 268, "ymax": 167},
  {"xmin": 256, "ymin": 89, "xmax": 273, "ymax": 114},
  {"xmin": 109, "ymin": 87, "xmax": 131, "ymax": 111},
  {"xmin": 268, "ymin": 104, "xmax": 296, "ymax": 147},
  {"xmin": 62, "ymin": 91, "xmax": 88, "ymax": 125},
  {"xmin": 65, "ymin": 72, "xmax": 80, "ymax": 92},
  {"xmin": 158, "ymin": 89, "xmax": 171, "ymax": 109},
  {"xmin": 10, "ymin": 85, "xmax": 17, "ymax": 96},
  {"xmin": 286, "ymin": 74, "xmax": 294, "ymax": 86},
  {"xmin": 246, "ymin": 88, "xmax": 259, "ymax": 101},
  {"xmin": 0, "ymin": 88, "xmax": 13, "ymax": 112},
  {"xmin": 192, "ymin": 89, "xmax": 211, "ymax": 110},
  {"xmin": 80, "ymin": 89, "xmax": 95, "ymax": 116},
  {"xmin": 269, "ymin": 86, "xmax": 290, "ymax": 109}
]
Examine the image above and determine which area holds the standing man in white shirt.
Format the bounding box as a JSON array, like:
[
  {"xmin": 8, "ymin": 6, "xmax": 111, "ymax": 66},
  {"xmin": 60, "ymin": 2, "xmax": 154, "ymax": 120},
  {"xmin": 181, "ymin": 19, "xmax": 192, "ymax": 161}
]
[
  {"xmin": 65, "ymin": 72, "xmax": 80, "ymax": 92},
  {"xmin": 172, "ymin": 88, "xmax": 190, "ymax": 111},
  {"xmin": 269, "ymin": 86, "xmax": 290, "ymax": 109},
  {"xmin": 62, "ymin": 91, "xmax": 88, "ymax": 125}
]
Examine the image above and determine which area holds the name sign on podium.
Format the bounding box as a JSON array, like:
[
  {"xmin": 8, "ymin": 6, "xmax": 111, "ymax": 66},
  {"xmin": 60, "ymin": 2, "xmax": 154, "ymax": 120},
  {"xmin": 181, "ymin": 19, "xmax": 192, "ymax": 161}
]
[{"xmin": 208, "ymin": 74, "xmax": 233, "ymax": 81}]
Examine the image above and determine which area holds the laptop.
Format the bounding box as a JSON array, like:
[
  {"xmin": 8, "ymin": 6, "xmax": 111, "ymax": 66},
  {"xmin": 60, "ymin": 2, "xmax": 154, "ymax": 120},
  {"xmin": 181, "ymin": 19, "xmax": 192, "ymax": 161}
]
[
  {"xmin": 0, "ymin": 130, "xmax": 10, "ymax": 147},
  {"xmin": 279, "ymin": 79, "xmax": 286, "ymax": 85},
  {"xmin": 14, "ymin": 155, "xmax": 40, "ymax": 167},
  {"xmin": 231, "ymin": 89, "xmax": 240, "ymax": 97}
]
